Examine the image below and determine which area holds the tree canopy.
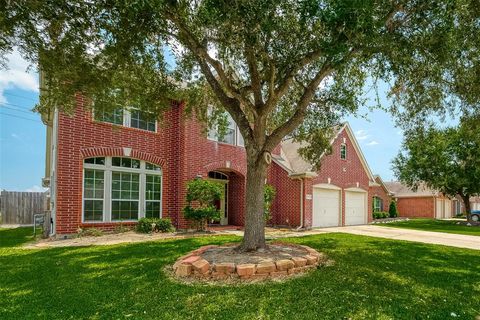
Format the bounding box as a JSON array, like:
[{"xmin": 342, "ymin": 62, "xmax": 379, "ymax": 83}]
[
  {"xmin": 393, "ymin": 113, "xmax": 480, "ymax": 219},
  {"xmin": 2, "ymin": 0, "xmax": 479, "ymax": 249}
]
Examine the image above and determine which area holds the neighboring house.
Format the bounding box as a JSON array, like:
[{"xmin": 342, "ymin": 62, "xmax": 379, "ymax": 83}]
[
  {"xmin": 384, "ymin": 182, "xmax": 454, "ymax": 219},
  {"xmin": 452, "ymin": 195, "xmax": 480, "ymax": 215},
  {"xmin": 41, "ymin": 94, "xmax": 383, "ymax": 236}
]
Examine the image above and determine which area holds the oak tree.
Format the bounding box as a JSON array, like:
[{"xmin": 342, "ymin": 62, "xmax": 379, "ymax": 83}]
[{"xmin": 1, "ymin": 0, "xmax": 479, "ymax": 250}]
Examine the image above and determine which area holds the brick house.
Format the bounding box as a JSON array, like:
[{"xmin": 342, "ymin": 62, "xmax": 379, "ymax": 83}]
[
  {"xmin": 42, "ymin": 95, "xmax": 384, "ymax": 236},
  {"xmin": 369, "ymin": 175, "xmax": 393, "ymax": 213},
  {"xmin": 384, "ymin": 182, "xmax": 454, "ymax": 219}
]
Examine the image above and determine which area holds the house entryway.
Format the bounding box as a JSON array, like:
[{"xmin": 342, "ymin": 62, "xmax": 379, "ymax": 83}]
[{"xmin": 208, "ymin": 171, "xmax": 229, "ymax": 225}]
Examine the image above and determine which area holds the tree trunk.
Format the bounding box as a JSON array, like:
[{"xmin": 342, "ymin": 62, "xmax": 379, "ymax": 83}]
[
  {"xmin": 238, "ymin": 154, "xmax": 268, "ymax": 251},
  {"xmin": 460, "ymin": 194, "xmax": 472, "ymax": 222}
]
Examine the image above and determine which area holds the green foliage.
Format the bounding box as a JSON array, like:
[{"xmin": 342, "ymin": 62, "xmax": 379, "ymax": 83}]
[
  {"xmin": 373, "ymin": 211, "xmax": 389, "ymax": 220},
  {"xmin": 183, "ymin": 179, "xmax": 222, "ymax": 230},
  {"xmin": 389, "ymin": 201, "xmax": 399, "ymax": 218},
  {"xmin": 76, "ymin": 228, "xmax": 103, "ymax": 237},
  {"xmin": 263, "ymin": 184, "xmax": 276, "ymax": 222},
  {"xmin": 393, "ymin": 114, "xmax": 480, "ymax": 217},
  {"xmin": 136, "ymin": 218, "xmax": 175, "ymax": 233}
]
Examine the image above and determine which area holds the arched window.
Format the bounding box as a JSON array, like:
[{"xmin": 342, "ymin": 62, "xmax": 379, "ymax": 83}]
[
  {"xmin": 208, "ymin": 171, "xmax": 229, "ymax": 180},
  {"xmin": 83, "ymin": 157, "xmax": 162, "ymax": 222}
]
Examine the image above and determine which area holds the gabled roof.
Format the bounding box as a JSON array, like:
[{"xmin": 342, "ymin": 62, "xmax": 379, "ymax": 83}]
[
  {"xmin": 373, "ymin": 175, "xmax": 393, "ymax": 194},
  {"xmin": 273, "ymin": 122, "xmax": 376, "ymax": 182},
  {"xmin": 384, "ymin": 181, "xmax": 439, "ymax": 197}
]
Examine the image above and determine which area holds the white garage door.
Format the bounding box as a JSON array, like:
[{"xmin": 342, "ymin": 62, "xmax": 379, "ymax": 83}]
[
  {"xmin": 345, "ymin": 191, "xmax": 367, "ymax": 226},
  {"xmin": 435, "ymin": 199, "xmax": 444, "ymax": 219},
  {"xmin": 312, "ymin": 188, "xmax": 340, "ymax": 227},
  {"xmin": 444, "ymin": 199, "xmax": 452, "ymax": 218}
]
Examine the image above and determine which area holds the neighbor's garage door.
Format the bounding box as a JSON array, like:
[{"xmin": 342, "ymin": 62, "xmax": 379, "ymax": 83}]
[
  {"xmin": 345, "ymin": 190, "xmax": 367, "ymax": 226},
  {"xmin": 435, "ymin": 199, "xmax": 444, "ymax": 219},
  {"xmin": 312, "ymin": 188, "xmax": 341, "ymax": 227},
  {"xmin": 444, "ymin": 199, "xmax": 452, "ymax": 218}
]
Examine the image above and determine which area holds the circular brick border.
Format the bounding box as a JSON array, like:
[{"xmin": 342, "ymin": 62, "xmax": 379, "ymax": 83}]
[{"xmin": 172, "ymin": 243, "xmax": 327, "ymax": 282}]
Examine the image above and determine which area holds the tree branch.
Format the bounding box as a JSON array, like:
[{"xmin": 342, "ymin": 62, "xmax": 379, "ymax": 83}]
[
  {"xmin": 264, "ymin": 63, "xmax": 333, "ymax": 151},
  {"xmin": 244, "ymin": 45, "xmax": 263, "ymax": 108}
]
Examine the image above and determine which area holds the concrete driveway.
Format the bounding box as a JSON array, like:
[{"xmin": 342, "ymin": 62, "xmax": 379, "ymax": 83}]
[{"xmin": 315, "ymin": 225, "xmax": 480, "ymax": 250}]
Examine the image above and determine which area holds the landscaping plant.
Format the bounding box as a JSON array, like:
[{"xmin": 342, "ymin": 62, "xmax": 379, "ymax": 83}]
[
  {"xmin": 264, "ymin": 184, "xmax": 276, "ymax": 223},
  {"xmin": 136, "ymin": 218, "xmax": 175, "ymax": 233},
  {"xmin": 183, "ymin": 179, "xmax": 223, "ymax": 231},
  {"xmin": 389, "ymin": 201, "xmax": 399, "ymax": 218}
]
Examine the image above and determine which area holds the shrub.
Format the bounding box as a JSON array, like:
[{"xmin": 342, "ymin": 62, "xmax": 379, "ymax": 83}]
[
  {"xmin": 136, "ymin": 218, "xmax": 174, "ymax": 233},
  {"xmin": 183, "ymin": 179, "xmax": 223, "ymax": 231},
  {"xmin": 77, "ymin": 227, "xmax": 103, "ymax": 237},
  {"xmin": 264, "ymin": 184, "xmax": 276, "ymax": 222},
  {"xmin": 389, "ymin": 201, "xmax": 399, "ymax": 218},
  {"xmin": 373, "ymin": 211, "xmax": 389, "ymax": 219}
]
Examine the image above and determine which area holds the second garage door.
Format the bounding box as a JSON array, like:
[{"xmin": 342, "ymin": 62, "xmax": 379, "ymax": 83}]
[
  {"xmin": 345, "ymin": 190, "xmax": 367, "ymax": 226},
  {"xmin": 312, "ymin": 188, "xmax": 341, "ymax": 227}
]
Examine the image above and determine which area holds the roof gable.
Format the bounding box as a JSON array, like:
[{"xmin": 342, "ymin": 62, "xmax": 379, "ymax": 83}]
[{"xmin": 273, "ymin": 122, "xmax": 376, "ymax": 182}]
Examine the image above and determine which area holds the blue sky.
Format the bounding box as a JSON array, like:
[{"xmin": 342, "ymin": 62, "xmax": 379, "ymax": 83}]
[{"xmin": 0, "ymin": 50, "xmax": 410, "ymax": 191}]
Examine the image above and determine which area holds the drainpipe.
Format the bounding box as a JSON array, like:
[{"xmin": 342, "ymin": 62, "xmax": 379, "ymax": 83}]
[{"xmin": 296, "ymin": 178, "xmax": 304, "ymax": 230}]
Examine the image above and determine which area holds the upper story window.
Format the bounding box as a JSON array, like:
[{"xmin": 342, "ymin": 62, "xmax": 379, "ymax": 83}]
[
  {"xmin": 340, "ymin": 144, "xmax": 347, "ymax": 160},
  {"xmin": 207, "ymin": 112, "xmax": 245, "ymax": 147},
  {"xmin": 94, "ymin": 108, "xmax": 157, "ymax": 133}
]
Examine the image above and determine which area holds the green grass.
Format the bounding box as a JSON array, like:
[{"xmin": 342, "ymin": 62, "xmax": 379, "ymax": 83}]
[
  {"xmin": 0, "ymin": 226, "xmax": 38, "ymax": 247},
  {"xmin": 1, "ymin": 227, "xmax": 479, "ymax": 319},
  {"xmin": 377, "ymin": 218, "xmax": 480, "ymax": 236}
]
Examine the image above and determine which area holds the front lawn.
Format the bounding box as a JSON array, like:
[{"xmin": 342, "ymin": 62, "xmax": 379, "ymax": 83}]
[
  {"xmin": 377, "ymin": 218, "xmax": 480, "ymax": 236},
  {"xmin": 1, "ymin": 227, "xmax": 479, "ymax": 319}
]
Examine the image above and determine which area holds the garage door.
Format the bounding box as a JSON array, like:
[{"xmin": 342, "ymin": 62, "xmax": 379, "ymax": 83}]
[
  {"xmin": 435, "ymin": 199, "xmax": 444, "ymax": 219},
  {"xmin": 345, "ymin": 191, "xmax": 367, "ymax": 226},
  {"xmin": 312, "ymin": 188, "xmax": 340, "ymax": 227},
  {"xmin": 444, "ymin": 199, "xmax": 452, "ymax": 218}
]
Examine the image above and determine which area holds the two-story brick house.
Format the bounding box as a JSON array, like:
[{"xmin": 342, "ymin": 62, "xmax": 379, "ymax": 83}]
[{"xmin": 42, "ymin": 94, "xmax": 385, "ymax": 237}]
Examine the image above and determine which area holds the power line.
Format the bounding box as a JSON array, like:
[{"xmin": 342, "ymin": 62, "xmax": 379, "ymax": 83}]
[
  {"xmin": 3, "ymin": 92, "xmax": 38, "ymax": 102},
  {"xmin": 0, "ymin": 105, "xmax": 37, "ymax": 115},
  {"xmin": 0, "ymin": 111, "xmax": 42, "ymax": 123},
  {"xmin": 0, "ymin": 101, "xmax": 35, "ymax": 111}
]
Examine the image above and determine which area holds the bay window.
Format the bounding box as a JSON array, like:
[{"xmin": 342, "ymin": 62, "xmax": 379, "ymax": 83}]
[{"xmin": 82, "ymin": 156, "xmax": 162, "ymax": 222}]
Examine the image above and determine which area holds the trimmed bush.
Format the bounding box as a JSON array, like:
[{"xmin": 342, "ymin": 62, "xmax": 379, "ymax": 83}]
[
  {"xmin": 183, "ymin": 179, "xmax": 223, "ymax": 231},
  {"xmin": 389, "ymin": 201, "xmax": 399, "ymax": 218},
  {"xmin": 136, "ymin": 218, "xmax": 174, "ymax": 233},
  {"xmin": 373, "ymin": 211, "xmax": 389, "ymax": 219}
]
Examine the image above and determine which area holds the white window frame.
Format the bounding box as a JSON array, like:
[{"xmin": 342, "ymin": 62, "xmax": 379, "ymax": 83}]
[
  {"xmin": 93, "ymin": 108, "xmax": 157, "ymax": 133},
  {"xmin": 207, "ymin": 110, "xmax": 245, "ymax": 147},
  {"xmin": 82, "ymin": 157, "xmax": 162, "ymax": 223}
]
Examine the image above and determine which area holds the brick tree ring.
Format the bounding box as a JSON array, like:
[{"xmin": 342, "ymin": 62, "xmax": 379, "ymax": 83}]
[{"xmin": 171, "ymin": 243, "xmax": 329, "ymax": 283}]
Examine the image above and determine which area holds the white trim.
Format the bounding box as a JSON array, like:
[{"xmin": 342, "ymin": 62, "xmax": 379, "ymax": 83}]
[
  {"xmin": 344, "ymin": 187, "xmax": 368, "ymax": 193},
  {"xmin": 92, "ymin": 108, "xmax": 158, "ymax": 133},
  {"xmin": 342, "ymin": 123, "xmax": 376, "ymax": 182},
  {"xmin": 50, "ymin": 109, "xmax": 59, "ymax": 235},
  {"xmin": 313, "ymin": 183, "xmax": 342, "ymax": 190},
  {"xmin": 82, "ymin": 156, "xmax": 163, "ymax": 223}
]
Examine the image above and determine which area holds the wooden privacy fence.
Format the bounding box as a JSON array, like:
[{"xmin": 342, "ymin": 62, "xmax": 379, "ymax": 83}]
[{"xmin": 0, "ymin": 191, "xmax": 48, "ymax": 225}]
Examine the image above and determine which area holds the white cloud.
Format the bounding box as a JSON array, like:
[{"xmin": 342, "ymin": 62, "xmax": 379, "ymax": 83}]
[
  {"xmin": 0, "ymin": 49, "xmax": 39, "ymax": 104},
  {"xmin": 366, "ymin": 140, "xmax": 379, "ymax": 146},
  {"xmin": 25, "ymin": 185, "xmax": 47, "ymax": 192},
  {"xmin": 355, "ymin": 129, "xmax": 370, "ymax": 141}
]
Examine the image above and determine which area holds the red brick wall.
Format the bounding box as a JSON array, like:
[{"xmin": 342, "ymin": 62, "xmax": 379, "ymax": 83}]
[
  {"xmin": 396, "ymin": 197, "xmax": 435, "ymax": 218},
  {"xmin": 307, "ymin": 129, "xmax": 372, "ymax": 227},
  {"xmin": 54, "ymin": 97, "xmax": 248, "ymax": 234},
  {"xmin": 267, "ymin": 163, "xmax": 301, "ymax": 227},
  {"xmin": 369, "ymin": 185, "xmax": 391, "ymax": 214}
]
